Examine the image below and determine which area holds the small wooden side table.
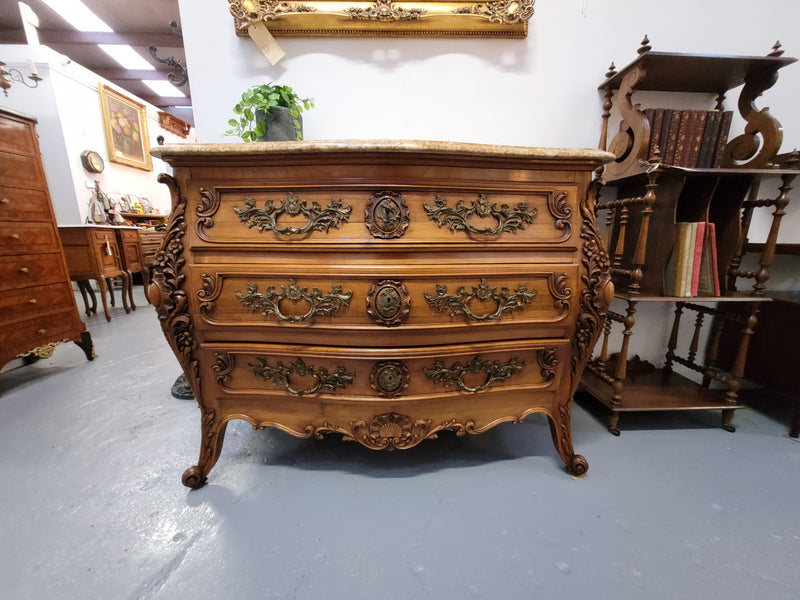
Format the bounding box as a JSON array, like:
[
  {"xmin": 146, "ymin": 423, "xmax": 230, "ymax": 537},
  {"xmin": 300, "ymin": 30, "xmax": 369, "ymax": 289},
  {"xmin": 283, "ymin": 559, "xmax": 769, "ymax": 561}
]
[{"xmin": 58, "ymin": 225, "xmax": 132, "ymax": 322}]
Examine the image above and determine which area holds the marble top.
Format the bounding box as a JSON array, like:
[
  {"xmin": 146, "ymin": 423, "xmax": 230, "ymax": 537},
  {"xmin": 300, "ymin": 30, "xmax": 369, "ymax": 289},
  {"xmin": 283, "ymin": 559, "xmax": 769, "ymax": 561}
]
[{"xmin": 150, "ymin": 139, "xmax": 614, "ymax": 164}]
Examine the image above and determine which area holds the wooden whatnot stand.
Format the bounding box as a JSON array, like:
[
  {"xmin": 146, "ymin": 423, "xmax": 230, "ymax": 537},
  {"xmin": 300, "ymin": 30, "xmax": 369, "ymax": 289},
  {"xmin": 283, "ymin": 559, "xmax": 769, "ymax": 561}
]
[
  {"xmin": 149, "ymin": 140, "xmax": 614, "ymax": 488},
  {"xmin": 583, "ymin": 38, "xmax": 798, "ymax": 434}
]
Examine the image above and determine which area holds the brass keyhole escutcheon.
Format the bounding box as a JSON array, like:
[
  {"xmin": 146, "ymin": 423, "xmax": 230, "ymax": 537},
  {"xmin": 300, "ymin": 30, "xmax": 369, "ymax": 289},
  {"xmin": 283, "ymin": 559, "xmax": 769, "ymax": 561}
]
[
  {"xmin": 370, "ymin": 361, "xmax": 410, "ymax": 398},
  {"xmin": 365, "ymin": 191, "xmax": 410, "ymax": 239},
  {"xmin": 367, "ymin": 280, "xmax": 410, "ymax": 326}
]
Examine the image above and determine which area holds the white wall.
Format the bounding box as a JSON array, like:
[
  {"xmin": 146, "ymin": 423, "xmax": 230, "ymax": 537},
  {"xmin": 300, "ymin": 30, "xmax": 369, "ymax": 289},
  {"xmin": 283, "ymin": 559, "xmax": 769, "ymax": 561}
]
[
  {"xmin": 179, "ymin": 0, "xmax": 800, "ymax": 370},
  {"xmin": 0, "ymin": 44, "xmax": 194, "ymax": 224}
]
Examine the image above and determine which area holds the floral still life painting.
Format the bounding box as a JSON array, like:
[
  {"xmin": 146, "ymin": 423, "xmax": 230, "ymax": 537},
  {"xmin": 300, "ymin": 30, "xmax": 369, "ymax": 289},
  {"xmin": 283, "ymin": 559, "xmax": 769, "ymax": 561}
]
[{"xmin": 98, "ymin": 83, "xmax": 152, "ymax": 171}]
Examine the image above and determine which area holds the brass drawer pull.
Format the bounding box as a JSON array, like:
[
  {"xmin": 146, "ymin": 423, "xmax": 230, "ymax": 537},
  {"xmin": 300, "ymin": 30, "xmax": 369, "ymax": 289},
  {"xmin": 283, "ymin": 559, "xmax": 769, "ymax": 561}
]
[
  {"xmin": 249, "ymin": 357, "xmax": 354, "ymax": 396},
  {"xmin": 236, "ymin": 280, "xmax": 352, "ymax": 323},
  {"xmin": 424, "ymin": 193, "xmax": 538, "ymax": 235},
  {"xmin": 37, "ymin": 328, "xmax": 46, "ymax": 335},
  {"xmin": 234, "ymin": 193, "xmax": 352, "ymax": 236},
  {"xmin": 19, "ymin": 267, "xmax": 30, "ymax": 274},
  {"xmin": 1, "ymin": 198, "xmax": 9, "ymax": 204},
  {"xmin": 424, "ymin": 355, "xmax": 525, "ymax": 393},
  {"xmin": 29, "ymin": 298, "xmax": 37, "ymax": 304},
  {"xmin": 10, "ymin": 233, "xmax": 20, "ymax": 239},
  {"xmin": 425, "ymin": 278, "xmax": 536, "ymax": 321}
]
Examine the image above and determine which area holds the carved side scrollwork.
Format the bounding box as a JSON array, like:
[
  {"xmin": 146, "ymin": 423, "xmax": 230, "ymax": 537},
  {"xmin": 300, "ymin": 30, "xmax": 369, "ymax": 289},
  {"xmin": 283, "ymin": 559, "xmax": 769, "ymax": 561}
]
[
  {"xmin": 605, "ymin": 64, "xmax": 649, "ymax": 177},
  {"xmin": 424, "ymin": 194, "xmax": 537, "ymax": 236},
  {"xmin": 722, "ymin": 66, "xmax": 783, "ymax": 168},
  {"xmin": 213, "ymin": 352, "xmax": 235, "ymax": 387},
  {"xmin": 424, "ymin": 279, "xmax": 535, "ymax": 321},
  {"xmin": 346, "ymin": 0, "xmax": 426, "ymax": 20},
  {"xmin": 236, "ymin": 280, "xmax": 352, "ymax": 323},
  {"xmin": 424, "ymin": 355, "xmax": 525, "ymax": 393},
  {"xmin": 571, "ymin": 179, "xmax": 613, "ymax": 394},
  {"xmin": 249, "ymin": 357, "xmax": 354, "ymax": 396},
  {"xmin": 315, "ymin": 412, "xmax": 477, "ymax": 451},
  {"xmin": 234, "ymin": 193, "xmax": 352, "ymax": 236},
  {"xmin": 150, "ymin": 173, "xmax": 200, "ymax": 398},
  {"xmin": 198, "ymin": 273, "xmax": 222, "ymax": 314},
  {"xmin": 546, "ymin": 191, "xmax": 571, "ymax": 237},
  {"xmin": 537, "ymin": 347, "xmax": 559, "ymax": 382},
  {"xmin": 197, "ymin": 187, "xmax": 221, "ymax": 236},
  {"xmin": 453, "ymin": 0, "xmax": 535, "ymax": 24},
  {"xmin": 547, "ymin": 272, "xmax": 573, "ymax": 312}
]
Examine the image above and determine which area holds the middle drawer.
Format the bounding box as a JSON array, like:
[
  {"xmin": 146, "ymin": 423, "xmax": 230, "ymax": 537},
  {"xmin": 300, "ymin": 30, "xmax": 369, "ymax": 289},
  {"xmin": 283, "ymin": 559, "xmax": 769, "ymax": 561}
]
[{"xmin": 188, "ymin": 263, "xmax": 579, "ymax": 347}]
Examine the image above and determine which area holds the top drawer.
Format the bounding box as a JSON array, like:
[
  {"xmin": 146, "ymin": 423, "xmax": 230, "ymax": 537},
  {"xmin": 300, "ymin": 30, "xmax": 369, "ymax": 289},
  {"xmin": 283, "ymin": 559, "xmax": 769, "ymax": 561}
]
[
  {"xmin": 185, "ymin": 184, "xmax": 579, "ymax": 250},
  {"xmin": 0, "ymin": 150, "xmax": 45, "ymax": 190},
  {"xmin": 0, "ymin": 185, "xmax": 52, "ymax": 222},
  {"xmin": 0, "ymin": 114, "xmax": 37, "ymax": 155}
]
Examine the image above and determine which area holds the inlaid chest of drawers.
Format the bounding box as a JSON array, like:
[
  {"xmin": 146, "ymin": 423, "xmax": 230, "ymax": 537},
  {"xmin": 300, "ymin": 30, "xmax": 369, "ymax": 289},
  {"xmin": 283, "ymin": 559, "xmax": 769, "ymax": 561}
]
[
  {"xmin": 149, "ymin": 140, "xmax": 614, "ymax": 488},
  {"xmin": 0, "ymin": 107, "xmax": 93, "ymax": 371}
]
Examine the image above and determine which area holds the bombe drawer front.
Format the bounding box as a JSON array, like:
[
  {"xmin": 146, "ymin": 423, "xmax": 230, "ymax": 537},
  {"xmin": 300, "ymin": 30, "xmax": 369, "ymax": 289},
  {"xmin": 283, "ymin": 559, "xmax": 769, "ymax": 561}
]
[
  {"xmin": 188, "ymin": 265, "xmax": 578, "ymax": 346},
  {"xmin": 186, "ymin": 185, "xmax": 579, "ymax": 250},
  {"xmin": 201, "ymin": 339, "xmax": 570, "ymax": 402}
]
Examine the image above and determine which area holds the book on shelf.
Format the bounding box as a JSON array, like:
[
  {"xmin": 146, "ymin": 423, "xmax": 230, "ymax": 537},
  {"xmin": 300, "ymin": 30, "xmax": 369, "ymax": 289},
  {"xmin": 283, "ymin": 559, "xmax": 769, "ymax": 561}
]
[
  {"xmin": 643, "ymin": 108, "xmax": 733, "ymax": 168},
  {"xmin": 663, "ymin": 221, "xmax": 721, "ymax": 297}
]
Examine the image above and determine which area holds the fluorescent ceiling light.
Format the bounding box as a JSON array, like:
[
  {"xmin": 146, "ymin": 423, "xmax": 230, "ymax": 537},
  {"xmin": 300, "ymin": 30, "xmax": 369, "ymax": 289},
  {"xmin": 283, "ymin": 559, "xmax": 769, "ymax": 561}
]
[
  {"xmin": 98, "ymin": 45, "xmax": 155, "ymax": 70},
  {"xmin": 40, "ymin": 0, "xmax": 112, "ymax": 32},
  {"xmin": 142, "ymin": 80, "xmax": 186, "ymax": 98}
]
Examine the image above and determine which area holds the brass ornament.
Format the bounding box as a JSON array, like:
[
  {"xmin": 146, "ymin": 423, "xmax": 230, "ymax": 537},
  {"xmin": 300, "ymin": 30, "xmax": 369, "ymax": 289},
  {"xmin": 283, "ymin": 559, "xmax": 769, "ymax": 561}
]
[
  {"xmin": 234, "ymin": 193, "xmax": 352, "ymax": 236},
  {"xmin": 369, "ymin": 361, "xmax": 410, "ymax": 397},
  {"xmin": 424, "ymin": 278, "xmax": 535, "ymax": 321},
  {"xmin": 453, "ymin": 1, "xmax": 535, "ymax": 24},
  {"xmin": 424, "ymin": 355, "xmax": 525, "ymax": 393},
  {"xmin": 17, "ymin": 340, "xmax": 69, "ymax": 360},
  {"xmin": 364, "ymin": 191, "xmax": 410, "ymax": 239},
  {"xmin": 346, "ymin": 0, "xmax": 425, "ymax": 20},
  {"xmin": 236, "ymin": 280, "xmax": 352, "ymax": 322},
  {"xmin": 424, "ymin": 193, "xmax": 537, "ymax": 235},
  {"xmin": 366, "ymin": 280, "xmax": 411, "ymax": 326},
  {"xmin": 249, "ymin": 357, "xmax": 354, "ymax": 395}
]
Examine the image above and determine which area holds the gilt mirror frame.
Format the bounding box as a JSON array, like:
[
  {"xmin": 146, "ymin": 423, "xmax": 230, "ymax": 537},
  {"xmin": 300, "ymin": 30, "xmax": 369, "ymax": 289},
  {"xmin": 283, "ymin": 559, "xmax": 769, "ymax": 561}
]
[{"xmin": 228, "ymin": 0, "xmax": 535, "ymax": 38}]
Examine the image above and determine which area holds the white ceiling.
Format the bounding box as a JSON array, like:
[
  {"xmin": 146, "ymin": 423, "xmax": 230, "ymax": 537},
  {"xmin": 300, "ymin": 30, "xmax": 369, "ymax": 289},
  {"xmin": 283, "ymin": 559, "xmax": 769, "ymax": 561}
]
[{"xmin": 0, "ymin": 0, "xmax": 192, "ymax": 123}]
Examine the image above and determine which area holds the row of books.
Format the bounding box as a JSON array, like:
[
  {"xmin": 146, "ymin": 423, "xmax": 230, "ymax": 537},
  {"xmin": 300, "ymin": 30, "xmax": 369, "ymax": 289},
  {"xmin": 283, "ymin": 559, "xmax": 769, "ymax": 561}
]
[
  {"xmin": 663, "ymin": 221, "xmax": 721, "ymax": 297},
  {"xmin": 643, "ymin": 108, "xmax": 733, "ymax": 169}
]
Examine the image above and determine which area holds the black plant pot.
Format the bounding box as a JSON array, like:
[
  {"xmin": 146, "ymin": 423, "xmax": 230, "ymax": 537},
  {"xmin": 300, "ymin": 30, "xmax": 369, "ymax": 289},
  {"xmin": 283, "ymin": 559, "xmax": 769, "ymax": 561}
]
[{"xmin": 255, "ymin": 106, "xmax": 302, "ymax": 141}]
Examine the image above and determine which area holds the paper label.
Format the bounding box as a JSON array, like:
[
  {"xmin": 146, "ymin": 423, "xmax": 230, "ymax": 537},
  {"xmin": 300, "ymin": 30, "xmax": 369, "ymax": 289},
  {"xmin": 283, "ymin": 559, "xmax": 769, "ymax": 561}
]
[{"xmin": 248, "ymin": 22, "xmax": 285, "ymax": 65}]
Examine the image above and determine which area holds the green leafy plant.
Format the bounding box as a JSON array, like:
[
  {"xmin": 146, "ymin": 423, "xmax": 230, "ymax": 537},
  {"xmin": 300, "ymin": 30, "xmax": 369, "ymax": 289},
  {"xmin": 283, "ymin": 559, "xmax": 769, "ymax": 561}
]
[{"xmin": 226, "ymin": 83, "xmax": 314, "ymax": 142}]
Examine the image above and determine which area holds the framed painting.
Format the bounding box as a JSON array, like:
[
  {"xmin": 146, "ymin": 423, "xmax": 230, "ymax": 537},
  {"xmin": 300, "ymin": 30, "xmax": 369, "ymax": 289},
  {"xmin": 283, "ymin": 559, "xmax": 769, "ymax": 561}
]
[{"xmin": 98, "ymin": 84, "xmax": 152, "ymax": 171}]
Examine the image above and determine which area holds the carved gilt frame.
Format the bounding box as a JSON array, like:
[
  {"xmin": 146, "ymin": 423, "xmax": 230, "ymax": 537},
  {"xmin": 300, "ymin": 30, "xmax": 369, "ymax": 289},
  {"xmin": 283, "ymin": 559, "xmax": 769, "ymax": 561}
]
[{"xmin": 228, "ymin": 0, "xmax": 535, "ymax": 38}]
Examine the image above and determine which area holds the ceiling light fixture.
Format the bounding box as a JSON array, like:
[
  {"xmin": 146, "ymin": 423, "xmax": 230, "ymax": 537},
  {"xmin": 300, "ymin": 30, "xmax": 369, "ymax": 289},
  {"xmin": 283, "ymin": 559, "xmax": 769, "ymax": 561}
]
[
  {"xmin": 98, "ymin": 45, "xmax": 155, "ymax": 70},
  {"xmin": 142, "ymin": 79, "xmax": 186, "ymax": 98},
  {"xmin": 40, "ymin": 0, "xmax": 112, "ymax": 33}
]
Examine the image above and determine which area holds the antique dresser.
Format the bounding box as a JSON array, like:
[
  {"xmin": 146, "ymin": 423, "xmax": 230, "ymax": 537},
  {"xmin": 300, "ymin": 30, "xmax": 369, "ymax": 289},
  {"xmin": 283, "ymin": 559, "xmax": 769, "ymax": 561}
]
[
  {"xmin": 0, "ymin": 108, "xmax": 93, "ymax": 370},
  {"xmin": 149, "ymin": 140, "xmax": 613, "ymax": 488}
]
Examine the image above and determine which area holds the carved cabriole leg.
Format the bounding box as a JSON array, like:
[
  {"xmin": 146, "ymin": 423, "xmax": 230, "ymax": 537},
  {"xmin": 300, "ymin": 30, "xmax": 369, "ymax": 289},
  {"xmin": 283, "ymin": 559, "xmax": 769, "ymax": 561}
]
[
  {"xmin": 77, "ymin": 280, "xmax": 93, "ymax": 315},
  {"xmin": 125, "ymin": 269, "xmax": 136, "ymax": 310},
  {"xmin": 151, "ymin": 173, "xmax": 205, "ymax": 484},
  {"xmin": 97, "ymin": 276, "xmax": 112, "ymax": 322},
  {"xmin": 753, "ymin": 174, "xmax": 794, "ymax": 295},
  {"xmin": 182, "ymin": 407, "xmax": 227, "ymax": 489},
  {"xmin": 547, "ymin": 403, "xmax": 588, "ymax": 477},
  {"xmin": 120, "ymin": 272, "xmax": 132, "ymax": 314}
]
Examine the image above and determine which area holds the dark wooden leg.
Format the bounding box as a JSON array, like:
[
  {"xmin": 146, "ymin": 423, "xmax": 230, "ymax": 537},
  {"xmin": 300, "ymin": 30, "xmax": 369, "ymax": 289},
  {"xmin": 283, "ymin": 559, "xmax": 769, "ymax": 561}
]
[
  {"xmin": 608, "ymin": 410, "xmax": 621, "ymax": 436},
  {"xmin": 789, "ymin": 406, "xmax": 799, "ymax": 439},
  {"xmin": 142, "ymin": 267, "xmax": 151, "ymax": 305},
  {"xmin": 107, "ymin": 277, "xmax": 116, "ymax": 307},
  {"xmin": 74, "ymin": 330, "xmax": 95, "ymax": 361},
  {"xmin": 97, "ymin": 276, "xmax": 112, "ymax": 322},
  {"xmin": 183, "ymin": 407, "xmax": 228, "ymax": 489},
  {"xmin": 125, "ymin": 269, "xmax": 136, "ymax": 310},
  {"xmin": 547, "ymin": 403, "xmax": 588, "ymax": 477},
  {"xmin": 119, "ymin": 273, "xmax": 132, "ymax": 313},
  {"xmin": 77, "ymin": 280, "xmax": 92, "ymax": 315},
  {"xmin": 721, "ymin": 408, "xmax": 736, "ymax": 433}
]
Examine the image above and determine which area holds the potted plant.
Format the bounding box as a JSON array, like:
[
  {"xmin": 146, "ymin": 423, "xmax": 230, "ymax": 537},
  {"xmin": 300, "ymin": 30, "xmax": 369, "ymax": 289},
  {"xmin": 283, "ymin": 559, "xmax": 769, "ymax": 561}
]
[{"xmin": 226, "ymin": 83, "xmax": 314, "ymax": 142}]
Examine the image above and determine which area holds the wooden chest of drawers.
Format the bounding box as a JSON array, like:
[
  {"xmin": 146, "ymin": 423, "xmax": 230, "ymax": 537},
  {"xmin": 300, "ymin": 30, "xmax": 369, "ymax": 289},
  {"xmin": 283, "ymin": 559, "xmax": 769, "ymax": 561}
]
[
  {"xmin": 149, "ymin": 140, "xmax": 613, "ymax": 488},
  {"xmin": 0, "ymin": 108, "xmax": 93, "ymax": 370}
]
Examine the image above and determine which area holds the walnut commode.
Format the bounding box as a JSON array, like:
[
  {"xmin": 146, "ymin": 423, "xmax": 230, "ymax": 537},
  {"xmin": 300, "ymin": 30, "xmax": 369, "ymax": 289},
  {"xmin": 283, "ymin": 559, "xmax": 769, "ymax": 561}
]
[{"xmin": 149, "ymin": 140, "xmax": 613, "ymax": 488}]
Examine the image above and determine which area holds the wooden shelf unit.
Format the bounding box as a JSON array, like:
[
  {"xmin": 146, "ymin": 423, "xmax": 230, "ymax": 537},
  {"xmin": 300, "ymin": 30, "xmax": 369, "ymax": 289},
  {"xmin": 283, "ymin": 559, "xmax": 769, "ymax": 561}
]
[{"xmin": 582, "ymin": 38, "xmax": 798, "ymax": 434}]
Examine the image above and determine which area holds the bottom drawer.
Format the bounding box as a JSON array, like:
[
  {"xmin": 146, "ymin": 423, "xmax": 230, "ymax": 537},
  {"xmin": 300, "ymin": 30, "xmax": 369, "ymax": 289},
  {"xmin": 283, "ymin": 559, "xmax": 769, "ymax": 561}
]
[{"xmin": 0, "ymin": 308, "xmax": 84, "ymax": 357}]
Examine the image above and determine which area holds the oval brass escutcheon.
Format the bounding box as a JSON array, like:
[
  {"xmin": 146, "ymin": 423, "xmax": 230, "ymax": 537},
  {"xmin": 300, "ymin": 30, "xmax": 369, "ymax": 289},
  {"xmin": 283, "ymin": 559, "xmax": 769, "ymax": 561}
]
[
  {"xmin": 365, "ymin": 191, "xmax": 410, "ymax": 239},
  {"xmin": 370, "ymin": 361, "xmax": 410, "ymax": 397},
  {"xmin": 366, "ymin": 280, "xmax": 410, "ymax": 326}
]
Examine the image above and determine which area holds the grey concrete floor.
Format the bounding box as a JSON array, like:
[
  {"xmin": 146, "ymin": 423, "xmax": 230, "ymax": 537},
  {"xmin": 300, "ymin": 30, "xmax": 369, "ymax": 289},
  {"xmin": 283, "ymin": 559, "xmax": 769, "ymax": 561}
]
[{"xmin": 1, "ymin": 284, "xmax": 798, "ymax": 599}]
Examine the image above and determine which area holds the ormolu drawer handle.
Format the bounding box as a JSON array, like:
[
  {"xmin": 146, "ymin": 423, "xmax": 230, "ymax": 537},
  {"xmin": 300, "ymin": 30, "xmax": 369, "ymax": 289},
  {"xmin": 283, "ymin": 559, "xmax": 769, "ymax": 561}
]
[
  {"xmin": 424, "ymin": 355, "xmax": 525, "ymax": 393},
  {"xmin": 234, "ymin": 193, "xmax": 352, "ymax": 236},
  {"xmin": 1, "ymin": 198, "xmax": 9, "ymax": 204},
  {"xmin": 249, "ymin": 357, "xmax": 354, "ymax": 396},
  {"xmin": 37, "ymin": 328, "xmax": 46, "ymax": 335},
  {"xmin": 424, "ymin": 193, "xmax": 538, "ymax": 235},
  {"xmin": 236, "ymin": 280, "xmax": 352, "ymax": 323},
  {"xmin": 424, "ymin": 279, "xmax": 536, "ymax": 321},
  {"xmin": 19, "ymin": 267, "xmax": 30, "ymax": 274},
  {"xmin": 10, "ymin": 233, "xmax": 20, "ymax": 239}
]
